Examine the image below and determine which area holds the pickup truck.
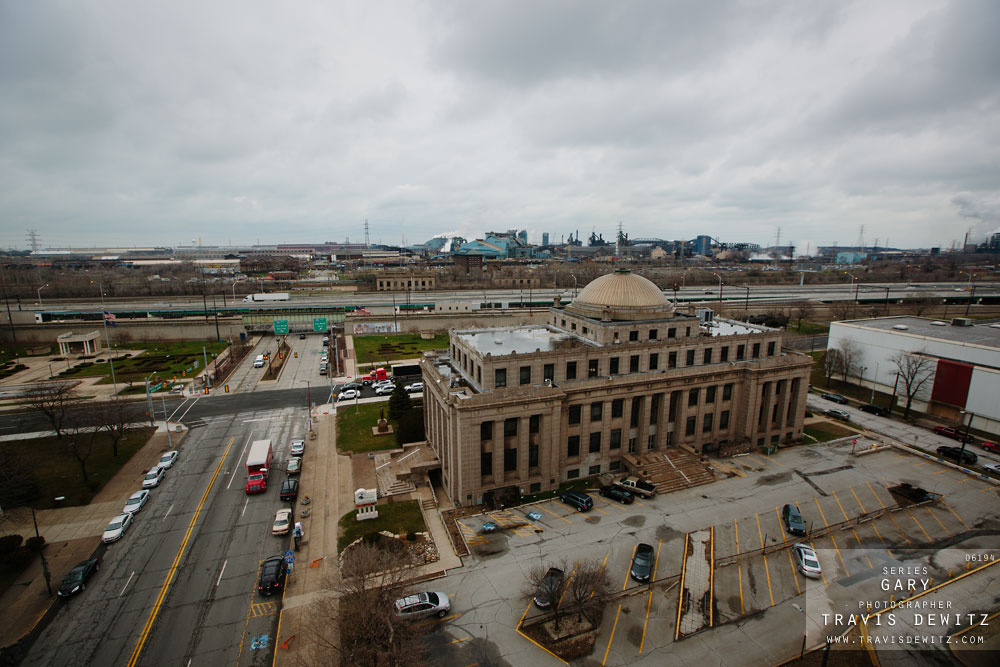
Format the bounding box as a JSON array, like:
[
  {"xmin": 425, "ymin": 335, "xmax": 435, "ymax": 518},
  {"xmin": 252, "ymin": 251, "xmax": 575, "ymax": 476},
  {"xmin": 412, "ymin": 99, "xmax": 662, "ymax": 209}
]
[{"xmin": 614, "ymin": 476, "xmax": 657, "ymax": 499}]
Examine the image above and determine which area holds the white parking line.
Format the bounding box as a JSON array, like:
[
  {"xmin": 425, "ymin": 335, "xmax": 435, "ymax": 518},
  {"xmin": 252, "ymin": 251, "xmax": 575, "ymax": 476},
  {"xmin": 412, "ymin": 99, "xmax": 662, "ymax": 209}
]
[
  {"xmin": 227, "ymin": 432, "xmax": 254, "ymax": 490},
  {"xmin": 120, "ymin": 571, "xmax": 135, "ymax": 597},
  {"xmin": 163, "ymin": 504, "xmax": 173, "ymax": 520},
  {"xmin": 241, "ymin": 497, "xmax": 249, "ymax": 517},
  {"xmin": 176, "ymin": 397, "xmax": 200, "ymax": 422},
  {"xmin": 216, "ymin": 559, "xmax": 228, "ymax": 586}
]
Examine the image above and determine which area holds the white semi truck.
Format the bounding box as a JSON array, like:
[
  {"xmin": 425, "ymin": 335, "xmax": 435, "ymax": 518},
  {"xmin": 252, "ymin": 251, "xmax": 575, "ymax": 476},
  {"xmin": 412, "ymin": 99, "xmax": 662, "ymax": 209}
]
[{"xmin": 243, "ymin": 293, "xmax": 290, "ymax": 303}]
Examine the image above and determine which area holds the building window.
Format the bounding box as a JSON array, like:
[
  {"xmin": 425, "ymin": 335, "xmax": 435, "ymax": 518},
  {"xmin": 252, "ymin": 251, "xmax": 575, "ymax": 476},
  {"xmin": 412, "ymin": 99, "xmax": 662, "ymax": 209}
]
[
  {"xmin": 567, "ymin": 435, "xmax": 580, "ymax": 457},
  {"xmin": 668, "ymin": 351, "xmax": 677, "ymax": 368},
  {"xmin": 567, "ymin": 468, "xmax": 580, "ymax": 479},
  {"xmin": 610, "ymin": 460, "xmax": 623, "ymax": 472},
  {"xmin": 610, "ymin": 357, "xmax": 620, "ymax": 374},
  {"xmin": 767, "ymin": 341, "xmax": 776, "ymax": 356},
  {"xmin": 685, "ymin": 416, "xmax": 696, "ymax": 436},
  {"xmin": 629, "ymin": 330, "xmax": 639, "ymax": 342},
  {"xmin": 686, "ymin": 349, "xmax": 695, "ymax": 366},
  {"xmin": 561, "ymin": 319, "xmax": 566, "ymax": 327},
  {"xmin": 721, "ymin": 346, "xmax": 729, "ymax": 362},
  {"xmin": 530, "ymin": 482, "xmax": 541, "ymax": 493},
  {"xmin": 704, "ymin": 348, "xmax": 713, "ymax": 364},
  {"xmin": 529, "ymin": 444, "xmax": 539, "ymax": 468},
  {"xmin": 705, "ymin": 386, "xmax": 716, "ymax": 403},
  {"xmin": 566, "ymin": 361, "xmax": 577, "ymax": 380},
  {"xmin": 628, "ymin": 437, "xmax": 638, "ymax": 453},
  {"xmin": 650, "ymin": 393, "xmax": 661, "ymax": 423},
  {"xmin": 480, "ymin": 421, "xmax": 493, "ymax": 441},
  {"xmin": 571, "ymin": 323, "xmax": 577, "ymax": 330},
  {"xmin": 688, "ymin": 388, "xmax": 699, "ymax": 407},
  {"xmin": 612, "ymin": 399, "xmax": 624, "ymax": 418},
  {"xmin": 736, "ymin": 345, "xmax": 745, "ymax": 360},
  {"xmin": 504, "ymin": 418, "xmax": 518, "ymax": 437},
  {"xmin": 649, "ymin": 329, "xmax": 658, "ymax": 340},
  {"xmin": 668, "ymin": 328, "xmax": 676, "ymax": 338},
  {"xmin": 720, "ymin": 410, "xmax": 730, "ymax": 430},
  {"xmin": 477, "ymin": 366, "xmax": 482, "ymax": 384},
  {"xmin": 495, "ymin": 368, "xmax": 507, "ymax": 388},
  {"xmin": 589, "ymin": 432, "xmax": 601, "ymax": 453},
  {"xmin": 582, "ymin": 326, "xmax": 588, "ymax": 335},
  {"xmin": 629, "ymin": 355, "xmax": 639, "ymax": 372},
  {"xmin": 503, "ymin": 447, "xmax": 517, "ymax": 472},
  {"xmin": 589, "ymin": 464, "xmax": 601, "ymax": 475},
  {"xmin": 648, "ymin": 434, "xmax": 656, "ymax": 449},
  {"xmin": 544, "ymin": 364, "xmax": 554, "ymax": 382},
  {"xmin": 610, "ymin": 429, "xmax": 622, "ymax": 449},
  {"xmin": 686, "ymin": 327, "xmax": 691, "ymax": 336},
  {"xmin": 630, "ymin": 397, "xmax": 642, "ymax": 427},
  {"xmin": 752, "ymin": 343, "xmax": 761, "ymax": 359},
  {"xmin": 649, "ymin": 353, "xmax": 659, "ymax": 370},
  {"xmin": 481, "ymin": 452, "xmax": 492, "ymax": 476},
  {"xmin": 590, "ymin": 402, "xmax": 603, "ymax": 421},
  {"xmin": 703, "ymin": 413, "xmax": 714, "ymax": 433},
  {"xmin": 723, "ymin": 383, "xmax": 734, "ymax": 401},
  {"xmin": 771, "ymin": 434, "xmax": 780, "ymax": 444},
  {"xmin": 569, "ymin": 405, "xmax": 581, "ymax": 425},
  {"xmin": 588, "ymin": 359, "xmax": 599, "ymax": 378},
  {"xmin": 520, "ymin": 366, "xmax": 531, "ymax": 385},
  {"xmin": 529, "ymin": 414, "xmax": 540, "ymax": 433}
]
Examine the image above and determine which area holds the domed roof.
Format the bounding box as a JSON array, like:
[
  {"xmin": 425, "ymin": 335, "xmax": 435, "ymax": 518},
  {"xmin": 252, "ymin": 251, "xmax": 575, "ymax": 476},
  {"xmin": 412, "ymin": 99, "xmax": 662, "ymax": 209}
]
[{"xmin": 566, "ymin": 269, "xmax": 674, "ymax": 321}]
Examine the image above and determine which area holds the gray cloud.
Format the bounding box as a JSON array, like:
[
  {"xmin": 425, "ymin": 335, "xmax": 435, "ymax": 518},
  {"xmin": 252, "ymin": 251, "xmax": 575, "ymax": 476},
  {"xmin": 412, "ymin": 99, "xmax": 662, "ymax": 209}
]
[{"xmin": 0, "ymin": 0, "xmax": 997, "ymax": 249}]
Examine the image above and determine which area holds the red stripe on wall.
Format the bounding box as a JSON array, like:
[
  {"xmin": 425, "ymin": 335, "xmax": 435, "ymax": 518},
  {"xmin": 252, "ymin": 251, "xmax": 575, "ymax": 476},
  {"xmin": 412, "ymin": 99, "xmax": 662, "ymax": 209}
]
[{"xmin": 930, "ymin": 359, "xmax": 973, "ymax": 407}]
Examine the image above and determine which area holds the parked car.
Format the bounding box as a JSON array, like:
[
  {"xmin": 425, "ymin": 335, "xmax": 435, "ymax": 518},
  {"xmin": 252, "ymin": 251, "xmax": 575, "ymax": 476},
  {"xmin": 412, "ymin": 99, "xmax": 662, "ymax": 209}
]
[
  {"xmin": 532, "ymin": 567, "xmax": 565, "ymax": 608},
  {"xmin": 57, "ymin": 558, "xmax": 100, "ymax": 598},
  {"xmin": 157, "ymin": 450, "xmax": 179, "ymax": 469},
  {"xmin": 858, "ymin": 404, "xmax": 888, "ymax": 417},
  {"xmin": 272, "ymin": 508, "xmax": 293, "ymax": 535},
  {"xmin": 142, "ymin": 466, "xmax": 165, "ymax": 489},
  {"xmin": 782, "ymin": 504, "xmax": 807, "ymax": 536},
  {"xmin": 933, "ymin": 426, "xmax": 966, "ymax": 441},
  {"xmin": 299, "ymin": 333, "xmax": 306, "ymax": 339},
  {"xmin": 394, "ymin": 591, "xmax": 451, "ymax": 619},
  {"xmin": 245, "ymin": 473, "xmax": 268, "ymax": 494},
  {"xmin": 936, "ymin": 446, "xmax": 977, "ymax": 465},
  {"xmin": 821, "ymin": 393, "xmax": 848, "ymax": 405},
  {"xmin": 286, "ymin": 457, "xmax": 302, "ymax": 475},
  {"xmin": 980, "ymin": 441, "xmax": 1000, "ymax": 454},
  {"xmin": 599, "ymin": 485, "xmax": 634, "ymax": 504},
  {"xmin": 405, "ymin": 382, "xmax": 424, "ymax": 393},
  {"xmin": 122, "ymin": 490, "xmax": 150, "ymax": 515},
  {"xmin": 559, "ymin": 490, "xmax": 593, "ymax": 512},
  {"xmin": 257, "ymin": 556, "xmax": 287, "ymax": 596},
  {"xmin": 630, "ymin": 543, "xmax": 655, "ymax": 582},
  {"xmin": 792, "ymin": 543, "xmax": 822, "ymax": 578},
  {"xmin": 290, "ymin": 440, "xmax": 305, "ymax": 456},
  {"xmin": 375, "ymin": 384, "xmax": 395, "ymax": 395},
  {"xmin": 340, "ymin": 382, "xmax": 362, "ymax": 392},
  {"xmin": 280, "ymin": 478, "xmax": 299, "ymax": 501},
  {"xmin": 338, "ymin": 389, "xmax": 359, "ymax": 401},
  {"xmin": 983, "ymin": 463, "xmax": 1000, "ymax": 474},
  {"xmin": 825, "ymin": 409, "xmax": 851, "ymax": 421},
  {"xmin": 102, "ymin": 513, "xmax": 134, "ymax": 543}
]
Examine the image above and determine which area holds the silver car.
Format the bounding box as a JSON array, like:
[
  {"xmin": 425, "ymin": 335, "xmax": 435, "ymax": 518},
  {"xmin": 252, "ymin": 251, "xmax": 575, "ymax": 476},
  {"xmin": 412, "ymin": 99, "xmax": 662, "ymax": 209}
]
[
  {"xmin": 394, "ymin": 591, "xmax": 451, "ymax": 620},
  {"xmin": 122, "ymin": 490, "xmax": 150, "ymax": 515},
  {"xmin": 792, "ymin": 543, "xmax": 822, "ymax": 578},
  {"xmin": 142, "ymin": 466, "xmax": 165, "ymax": 489},
  {"xmin": 158, "ymin": 450, "xmax": 179, "ymax": 469},
  {"xmin": 102, "ymin": 513, "xmax": 134, "ymax": 543}
]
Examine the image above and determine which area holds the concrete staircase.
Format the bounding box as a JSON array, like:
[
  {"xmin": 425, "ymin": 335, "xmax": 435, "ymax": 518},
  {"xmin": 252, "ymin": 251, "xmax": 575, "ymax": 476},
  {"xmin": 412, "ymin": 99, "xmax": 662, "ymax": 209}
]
[{"xmin": 625, "ymin": 450, "xmax": 716, "ymax": 494}]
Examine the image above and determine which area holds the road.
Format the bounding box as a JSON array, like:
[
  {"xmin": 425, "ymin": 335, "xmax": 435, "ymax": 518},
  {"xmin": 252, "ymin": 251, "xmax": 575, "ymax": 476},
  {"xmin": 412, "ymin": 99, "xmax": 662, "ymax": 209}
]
[{"xmin": 21, "ymin": 396, "xmax": 310, "ymax": 666}]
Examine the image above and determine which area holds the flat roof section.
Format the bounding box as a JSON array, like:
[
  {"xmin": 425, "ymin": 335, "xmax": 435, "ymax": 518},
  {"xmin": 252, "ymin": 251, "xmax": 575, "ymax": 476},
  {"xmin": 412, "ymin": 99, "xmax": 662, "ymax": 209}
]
[
  {"xmin": 840, "ymin": 316, "xmax": 1000, "ymax": 349},
  {"xmin": 455, "ymin": 326, "xmax": 591, "ymax": 356},
  {"xmin": 705, "ymin": 321, "xmax": 764, "ymax": 336}
]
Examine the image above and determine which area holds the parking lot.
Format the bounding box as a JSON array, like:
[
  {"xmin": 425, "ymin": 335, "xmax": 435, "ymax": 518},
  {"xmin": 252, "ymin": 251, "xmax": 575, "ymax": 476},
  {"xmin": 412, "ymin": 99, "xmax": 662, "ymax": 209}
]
[{"xmin": 433, "ymin": 437, "xmax": 1000, "ymax": 666}]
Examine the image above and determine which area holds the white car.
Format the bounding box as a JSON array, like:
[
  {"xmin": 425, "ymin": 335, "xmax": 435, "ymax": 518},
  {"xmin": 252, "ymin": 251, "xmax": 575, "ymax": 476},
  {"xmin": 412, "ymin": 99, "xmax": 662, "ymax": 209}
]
[
  {"xmin": 792, "ymin": 543, "xmax": 822, "ymax": 578},
  {"xmin": 394, "ymin": 591, "xmax": 451, "ymax": 619},
  {"xmin": 404, "ymin": 382, "xmax": 423, "ymax": 393},
  {"xmin": 102, "ymin": 513, "xmax": 134, "ymax": 543},
  {"xmin": 338, "ymin": 389, "xmax": 359, "ymax": 401},
  {"xmin": 157, "ymin": 450, "xmax": 179, "ymax": 469},
  {"xmin": 290, "ymin": 440, "xmax": 305, "ymax": 457},
  {"xmin": 122, "ymin": 490, "xmax": 150, "ymax": 515},
  {"xmin": 984, "ymin": 463, "xmax": 1000, "ymax": 474},
  {"xmin": 272, "ymin": 508, "xmax": 293, "ymax": 536},
  {"xmin": 142, "ymin": 466, "xmax": 165, "ymax": 489},
  {"xmin": 375, "ymin": 384, "xmax": 395, "ymax": 396}
]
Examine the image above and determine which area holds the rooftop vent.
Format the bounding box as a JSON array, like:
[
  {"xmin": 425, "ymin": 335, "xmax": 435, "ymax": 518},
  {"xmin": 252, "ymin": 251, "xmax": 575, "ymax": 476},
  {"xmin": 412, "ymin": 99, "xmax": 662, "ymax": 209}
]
[
  {"xmin": 696, "ymin": 308, "xmax": 714, "ymax": 324},
  {"xmin": 892, "ymin": 324, "xmax": 909, "ymax": 330},
  {"xmin": 951, "ymin": 317, "xmax": 973, "ymax": 327},
  {"xmin": 930, "ymin": 321, "xmax": 947, "ymax": 326}
]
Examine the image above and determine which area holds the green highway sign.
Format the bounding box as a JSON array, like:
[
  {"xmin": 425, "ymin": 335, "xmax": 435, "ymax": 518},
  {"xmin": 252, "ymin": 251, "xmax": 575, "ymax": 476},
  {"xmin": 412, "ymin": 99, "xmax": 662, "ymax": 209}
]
[
  {"xmin": 274, "ymin": 320, "xmax": 289, "ymax": 334},
  {"xmin": 313, "ymin": 317, "xmax": 327, "ymax": 332}
]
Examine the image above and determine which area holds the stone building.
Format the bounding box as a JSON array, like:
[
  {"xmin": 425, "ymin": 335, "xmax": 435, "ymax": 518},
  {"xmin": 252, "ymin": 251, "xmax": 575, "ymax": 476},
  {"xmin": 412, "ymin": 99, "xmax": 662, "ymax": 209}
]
[
  {"xmin": 420, "ymin": 269, "xmax": 812, "ymax": 506},
  {"xmin": 375, "ymin": 271, "xmax": 437, "ymax": 291}
]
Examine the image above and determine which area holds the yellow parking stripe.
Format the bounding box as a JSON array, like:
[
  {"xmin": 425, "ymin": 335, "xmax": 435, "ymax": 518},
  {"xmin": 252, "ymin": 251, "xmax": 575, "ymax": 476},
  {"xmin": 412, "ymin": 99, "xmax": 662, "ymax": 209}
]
[
  {"xmin": 734, "ymin": 519, "xmax": 744, "ymax": 614},
  {"xmin": 903, "ymin": 508, "xmax": 933, "ymax": 542},
  {"xmin": 869, "ymin": 522, "xmax": 894, "ymax": 559},
  {"xmin": 886, "ymin": 511, "xmax": 914, "ymax": 546},
  {"xmin": 753, "ymin": 513, "xmax": 775, "ymax": 607},
  {"xmin": 831, "ymin": 490, "xmax": 851, "ymax": 522},
  {"xmin": 602, "ymin": 545, "xmax": 638, "ymax": 665},
  {"xmin": 939, "ymin": 499, "xmax": 970, "ymax": 529},
  {"xmin": 785, "ymin": 548, "xmax": 801, "ymax": 594},
  {"xmin": 536, "ymin": 503, "xmax": 572, "ymax": 524},
  {"xmin": 813, "ymin": 497, "xmax": 849, "ymax": 576},
  {"xmin": 866, "ymin": 482, "xmax": 887, "ymax": 509},
  {"xmin": 807, "ymin": 538, "xmax": 828, "ymax": 586},
  {"xmin": 638, "ymin": 538, "xmax": 663, "ymax": 654},
  {"xmin": 923, "ymin": 507, "xmax": 952, "ymax": 537},
  {"xmin": 593, "ymin": 495, "xmax": 626, "ymax": 511},
  {"xmin": 850, "ymin": 487, "xmax": 868, "ymax": 513},
  {"xmin": 590, "ymin": 552, "xmax": 610, "ymax": 599}
]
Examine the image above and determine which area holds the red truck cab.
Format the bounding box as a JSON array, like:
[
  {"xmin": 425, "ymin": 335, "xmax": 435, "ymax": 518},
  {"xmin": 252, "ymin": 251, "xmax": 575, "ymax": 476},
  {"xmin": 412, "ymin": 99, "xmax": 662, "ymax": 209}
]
[{"xmin": 245, "ymin": 472, "xmax": 268, "ymax": 494}]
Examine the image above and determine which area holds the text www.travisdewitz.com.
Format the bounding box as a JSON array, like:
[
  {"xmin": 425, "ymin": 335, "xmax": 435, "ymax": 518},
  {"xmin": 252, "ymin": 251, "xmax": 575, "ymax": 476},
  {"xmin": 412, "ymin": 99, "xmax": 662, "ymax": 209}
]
[{"xmin": 826, "ymin": 635, "xmax": 985, "ymax": 645}]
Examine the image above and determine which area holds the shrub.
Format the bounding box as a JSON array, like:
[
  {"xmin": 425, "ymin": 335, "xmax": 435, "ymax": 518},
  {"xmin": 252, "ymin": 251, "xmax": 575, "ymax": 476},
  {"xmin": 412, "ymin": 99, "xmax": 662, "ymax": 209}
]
[
  {"xmin": 0, "ymin": 535, "xmax": 23, "ymax": 556},
  {"xmin": 406, "ymin": 532, "xmax": 417, "ymax": 542},
  {"xmin": 24, "ymin": 536, "xmax": 46, "ymax": 552}
]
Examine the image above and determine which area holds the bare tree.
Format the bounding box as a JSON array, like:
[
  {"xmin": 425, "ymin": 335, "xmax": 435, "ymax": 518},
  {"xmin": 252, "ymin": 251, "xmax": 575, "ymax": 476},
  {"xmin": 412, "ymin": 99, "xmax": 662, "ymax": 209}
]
[
  {"xmin": 822, "ymin": 349, "xmax": 843, "ymax": 382},
  {"xmin": 837, "ymin": 339, "xmax": 860, "ymax": 383},
  {"xmin": 891, "ymin": 351, "xmax": 935, "ymax": 420},
  {"xmin": 564, "ymin": 558, "xmax": 612, "ymax": 625},
  {"xmin": 905, "ymin": 297, "xmax": 934, "ymax": 316},
  {"xmin": 92, "ymin": 400, "xmax": 141, "ymax": 457},
  {"xmin": 19, "ymin": 383, "xmax": 76, "ymax": 438},
  {"xmin": 830, "ymin": 301, "xmax": 857, "ymax": 321},
  {"xmin": 64, "ymin": 414, "xmax": 100, "ymax": 485},
  {"xmin": 523, "ymin": 561, "xmax": 569, "ymax": 631},
  {"xmin": 793, "ymin": 302, "xmax": 814, "ymax": 331}
]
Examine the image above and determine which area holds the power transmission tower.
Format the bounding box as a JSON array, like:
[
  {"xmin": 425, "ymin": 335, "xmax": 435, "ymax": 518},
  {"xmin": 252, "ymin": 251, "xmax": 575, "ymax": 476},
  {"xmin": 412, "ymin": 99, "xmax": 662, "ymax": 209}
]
[
  {"xmin": 25, "ymin": 229, "xmax": 41, "ymax": 251},
  {"xmin": 364, "ymin": 219, "xmax": 370, "ymax": 248}
]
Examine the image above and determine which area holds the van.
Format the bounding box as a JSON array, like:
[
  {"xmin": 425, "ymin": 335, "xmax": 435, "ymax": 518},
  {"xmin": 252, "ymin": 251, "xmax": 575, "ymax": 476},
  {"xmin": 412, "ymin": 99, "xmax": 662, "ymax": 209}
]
[
  {"xmin": 253, "ymin": 355, "xmax": 265, "ymax": 368},
  {"xmin": 559, "ymin": 490, "xmax": 593, "ymax": 512},
  {"xmin": 320, "ymin": 362, "xmax": 328, "ymax": 374}
]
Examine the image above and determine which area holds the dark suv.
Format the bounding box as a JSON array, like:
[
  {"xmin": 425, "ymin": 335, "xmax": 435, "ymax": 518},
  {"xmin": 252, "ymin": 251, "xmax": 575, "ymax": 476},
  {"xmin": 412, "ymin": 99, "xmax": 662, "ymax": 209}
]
[
  {"xmin": 782, "ymin": 503, "xmax": 807, "ymax": 536},
  {"xmin": 257, "ymin": 556, "xmax": 287, "ymax": 596},
  {"xmin": 936, "ymin": 446, "xmax": 977, "ymax": 465},
  {"xmin": 858, "ymin": 403, "xmax": 888, "ymax": 417},
  {"xmin": 280, "ymin": 479, "xmax": 299, "ymax": 501}
]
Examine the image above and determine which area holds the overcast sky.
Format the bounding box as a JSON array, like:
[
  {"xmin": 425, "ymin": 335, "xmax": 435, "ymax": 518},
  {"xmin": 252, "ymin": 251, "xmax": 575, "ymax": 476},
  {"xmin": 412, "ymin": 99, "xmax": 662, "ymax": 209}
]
[{"xmin": 2, "ymin": 0, "xmax": 998, "ymax": 251}]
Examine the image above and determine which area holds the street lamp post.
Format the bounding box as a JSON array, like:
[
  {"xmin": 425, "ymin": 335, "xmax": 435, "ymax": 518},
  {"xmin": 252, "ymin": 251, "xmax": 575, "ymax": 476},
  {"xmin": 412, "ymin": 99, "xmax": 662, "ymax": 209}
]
[
  {"xmin": 958, "ymin": 410, "xmax": 975, "ymax": 464},
  {"xmin": 742, "ymin": 284, "xmax": 750, "ymax": 320},
  {"xmin": 844, "ymin": 272, "xmax": 858, "ymax": 303},
  {"xmin": 31, "ymin": 506, "xmax": 54, "ymax": 597},
  {"xmin": 37, "ymin": 283, "xmax": 48, "ymax": 308},
  {"xmin": 712, "ymin": 273, "xmax": 723, "ymax": 306},
  {"xmin": 94, "ymin": 282, "xmax": 119, "ymax": 398},
  {"xmin": 870, "ymin": 362, "xmax": 879, "ymax": 403},
  {"xmin": 232, "ymin": 277, "xmax": 246, "ymax": 304}
]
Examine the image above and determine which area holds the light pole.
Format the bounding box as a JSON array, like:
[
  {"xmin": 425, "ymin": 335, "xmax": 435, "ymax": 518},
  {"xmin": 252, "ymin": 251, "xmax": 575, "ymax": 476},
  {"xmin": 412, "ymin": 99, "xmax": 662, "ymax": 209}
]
[
  {"xmin": 844, "ymin": 272, "xmax": 859, "ymax": 304},
  {"xmin": 711, "ymin": 273, "xmax": 723, "ymax": 306},
  {"xmin": 37, "ymin": 283, "xmax": 48, "ymax": 308},
  {"xmin": 742, "ymin": 284, "xmax": 750, "ymax": 320},
  {"xmin": 958, "ymin": 410, "xmax": 974, "ymax": 464},
  {"xmin": 882, "ymin": 285, "xmax": 890, "ymax": 315},
  {"xmin": 571, "ymin": 275, "xmax": 578, "ymax": 299},
  {"xmin": 233, "ymin": 277, "xmax": 246, "ymax": 304},
  {"xmin": 31, "ymin": 504, "xmax": 54, "ymax": 597},
  {"xmin": 92, "ymin": 281, "xmax": 119, "ymax": 398},
  {"xmin": 143, "ymin": 371, "xmax": 158, "ymax": 426},
  {"xmin": 870, "ymin": 362, "xmax": 879, "ymax": 403}
]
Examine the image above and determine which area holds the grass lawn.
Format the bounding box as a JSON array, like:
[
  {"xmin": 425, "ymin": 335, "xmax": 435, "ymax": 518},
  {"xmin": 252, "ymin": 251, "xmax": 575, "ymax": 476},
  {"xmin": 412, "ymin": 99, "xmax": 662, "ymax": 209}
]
[
  {"xmin": 338, "ymin": 499, "xmax": 426, "ymax": 552},
  {"xmin": 336, "ymin": 400, "xmax": 422, "ymax": 453},
  {"xmin": 793, "ymin": 321, "xmax": 830, "ymax": 335},
  {"xmin": 804, "ymin": 423, "xmax": 857, "ymax": 442},
  {"xmin": 1, "ymin": 427, "xmax": 155, "ymax": 509},
  {"xmin": 57, "ymin": 340, "xmax": 228, "ymax": 385},
  {"xmin": 353, "ymin": 333, "xmax": 449, "ymax": 365}
]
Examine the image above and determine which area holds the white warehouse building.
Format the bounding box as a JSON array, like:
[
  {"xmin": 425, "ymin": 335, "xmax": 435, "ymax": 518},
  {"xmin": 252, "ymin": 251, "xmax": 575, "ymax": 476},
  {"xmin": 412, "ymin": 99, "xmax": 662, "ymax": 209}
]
[{"xmin": 826, "ymin": 316, "xmax": 1000, "ymax": 437}]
